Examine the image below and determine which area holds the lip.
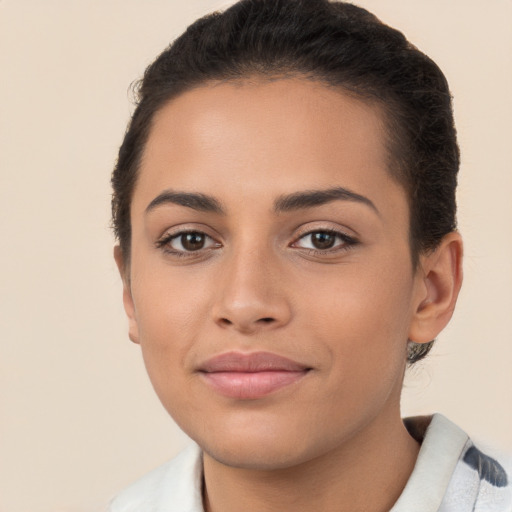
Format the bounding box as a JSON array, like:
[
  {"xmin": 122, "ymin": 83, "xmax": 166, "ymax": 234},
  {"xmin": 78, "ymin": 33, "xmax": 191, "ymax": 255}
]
[{"xmin": 198, "ymin": 351, "xmax": 311, "ymax": 399}]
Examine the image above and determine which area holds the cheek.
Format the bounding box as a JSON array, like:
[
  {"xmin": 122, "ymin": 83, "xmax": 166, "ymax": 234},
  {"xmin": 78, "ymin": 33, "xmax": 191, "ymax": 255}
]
[
  {"xmin": 297, "ymin": 255, "xmax": 414, "ymax": 363},
  {"xmin": 132, "ymin": 260, "xmax": 213, "ymax": 337},
  {"xmin": 132, "ymin": 282, "xmax": 203, "ymax": 423},
  {"xmin": 297, "ymin": 271, "xmax": 413, "ymax": 424},
  {"xmin": 129, "ymin": 266, "xmax": 214, "ymax": 389}
]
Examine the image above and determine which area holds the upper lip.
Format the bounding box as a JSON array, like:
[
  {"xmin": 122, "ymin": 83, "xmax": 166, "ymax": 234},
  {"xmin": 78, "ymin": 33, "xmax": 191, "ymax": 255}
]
[{"xmin": 198, "ymin": 351, "xmax": 311, "ymax": 373}]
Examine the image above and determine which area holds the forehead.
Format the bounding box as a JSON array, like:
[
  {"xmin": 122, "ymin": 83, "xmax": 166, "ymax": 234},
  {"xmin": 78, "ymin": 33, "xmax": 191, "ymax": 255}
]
[{"xmin": 134, "ymin": 78, "xmax": 406, "ymax": 219}]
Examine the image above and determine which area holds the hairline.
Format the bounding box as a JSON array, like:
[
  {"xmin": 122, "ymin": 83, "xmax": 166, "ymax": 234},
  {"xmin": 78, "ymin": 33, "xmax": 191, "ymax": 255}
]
[{"xmin": 121, "ymin": 73, "xmax": 419, "ymax": 270}]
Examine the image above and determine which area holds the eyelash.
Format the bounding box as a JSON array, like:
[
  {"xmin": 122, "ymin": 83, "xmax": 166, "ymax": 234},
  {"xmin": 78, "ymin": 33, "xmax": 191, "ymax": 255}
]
[
  {"xmin": 155, "ymin": 230, "xmax": 219, "ymax": 258},
  {"xmin": 155, "ymin": 228, "xmax": 358, "ymax": 258},
  {"xmin": 292, "ymin": 229, "xmax": 358, "ymax": 255}
]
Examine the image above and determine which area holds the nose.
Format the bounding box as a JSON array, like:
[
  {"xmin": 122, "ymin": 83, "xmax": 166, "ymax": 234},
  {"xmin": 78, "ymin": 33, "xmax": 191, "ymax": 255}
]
[{"xmin": 212, "ymin": 245, "xmax": 292, "ymax": 335}]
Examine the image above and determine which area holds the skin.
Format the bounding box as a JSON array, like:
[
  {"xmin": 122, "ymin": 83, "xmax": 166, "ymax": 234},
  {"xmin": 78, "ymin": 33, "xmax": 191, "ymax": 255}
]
[{"xmin": 115, "ymin": 78, "xmax": 463, "ymax": 512}]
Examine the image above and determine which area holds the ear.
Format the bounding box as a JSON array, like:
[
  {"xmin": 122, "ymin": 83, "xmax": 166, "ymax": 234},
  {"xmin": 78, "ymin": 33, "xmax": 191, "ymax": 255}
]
[
  {"xmin": 113, "ymin": 245, "xmax": 140, "ymax": 344},
  {"xmin": 408, "ymin": 232, "xmax": 463, "ymax": 344}
]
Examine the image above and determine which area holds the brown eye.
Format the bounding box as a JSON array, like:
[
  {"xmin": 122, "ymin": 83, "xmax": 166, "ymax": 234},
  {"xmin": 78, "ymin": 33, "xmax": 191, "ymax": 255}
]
[
  {"xmin": 180, "ymin": 232, "xmax": 206, "ymax": 251},
  {"xmin": 292, "ymin": 229, "xmax": 357, "ymax": 254},
  {"xmin": 310, "ymin": 232, "xmax": 336, "ymax": 249},
  {"xmin": 158, "ymin": 231, "xmax": 218, "ymax": 254}
]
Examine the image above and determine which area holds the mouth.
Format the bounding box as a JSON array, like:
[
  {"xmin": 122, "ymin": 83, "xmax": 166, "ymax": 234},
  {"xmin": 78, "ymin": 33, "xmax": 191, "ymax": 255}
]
[{"xmin": 197, "ymin": 351, "xmax": 312, "ymax": 399}]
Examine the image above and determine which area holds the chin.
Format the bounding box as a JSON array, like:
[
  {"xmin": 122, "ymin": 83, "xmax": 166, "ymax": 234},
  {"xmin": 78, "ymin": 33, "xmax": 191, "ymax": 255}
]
[
  {"xmin": 190, "ymin": 416, "xmax": 332, "ymax": 472},
  {"xmin": 202, "ymin": 438, "xmax": 314, "ymax": 471}
]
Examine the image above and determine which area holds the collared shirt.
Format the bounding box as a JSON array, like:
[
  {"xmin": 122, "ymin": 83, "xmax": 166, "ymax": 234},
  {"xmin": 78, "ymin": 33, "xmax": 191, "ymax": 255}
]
[{"xmin": 109, "ymin": 414, "xmax": 512, "ymax": 512}]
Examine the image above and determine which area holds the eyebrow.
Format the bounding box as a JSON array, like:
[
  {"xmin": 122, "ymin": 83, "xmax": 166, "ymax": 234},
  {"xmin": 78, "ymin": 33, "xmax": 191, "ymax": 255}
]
[
  {"xmin": 145, "ymin": 186, "xmax": 378, "ymax": 216},
  {"xmin": 145, "ymin": 190, "xmax": 225, "ymax": 214},
  {"xmin": 274, "ymin": 187, "xmax": 379, "ymax": 215}
]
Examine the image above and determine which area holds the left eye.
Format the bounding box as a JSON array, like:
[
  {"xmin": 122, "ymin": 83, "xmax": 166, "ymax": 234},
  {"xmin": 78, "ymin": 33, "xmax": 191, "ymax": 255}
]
[{"xmin": 294, "ymin": 230, "xmax": 351, "ymax": 251}]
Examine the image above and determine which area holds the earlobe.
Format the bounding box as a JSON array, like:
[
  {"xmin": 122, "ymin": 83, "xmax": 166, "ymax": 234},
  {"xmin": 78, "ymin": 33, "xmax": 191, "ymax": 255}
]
[
  {"xmin": 113, "ymin": 245, "xmax": 140, "ymax": 344},
  {"xmin": 408, "ymin": 232, "xmax": 463, "ymax": 344}
]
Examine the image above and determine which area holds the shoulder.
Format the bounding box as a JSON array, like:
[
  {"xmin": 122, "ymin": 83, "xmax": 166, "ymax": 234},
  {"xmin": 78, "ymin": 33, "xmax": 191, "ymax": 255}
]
[
  {"xmin": 451, "ymin": 441, "xmax": 512, "ymax": 512},
  {"xmin": 396, "ymin": 414, "xmax": 512, "ymax": 512},
  {"xmin": 108, "ymin": 443, "xmax": 204, "ymax": 512}
]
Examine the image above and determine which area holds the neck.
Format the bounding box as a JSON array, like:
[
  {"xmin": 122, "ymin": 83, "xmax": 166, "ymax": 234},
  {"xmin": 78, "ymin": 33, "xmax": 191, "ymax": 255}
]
[{"xmin": 202, "ymin": 408, "xmax": 420, "ymax": 512}]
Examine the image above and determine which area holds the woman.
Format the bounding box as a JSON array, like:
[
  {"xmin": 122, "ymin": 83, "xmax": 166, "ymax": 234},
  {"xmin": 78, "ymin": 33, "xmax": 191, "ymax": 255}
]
[{"xmin": 109, "ymin": 0, "xmax": 511, "ymax": 510}]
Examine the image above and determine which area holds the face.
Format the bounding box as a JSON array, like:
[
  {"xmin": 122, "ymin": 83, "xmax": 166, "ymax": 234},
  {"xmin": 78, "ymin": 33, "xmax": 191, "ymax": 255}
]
[{"xmin": 120, "ymin": 78, "xmax": 429, "ymax": 470}]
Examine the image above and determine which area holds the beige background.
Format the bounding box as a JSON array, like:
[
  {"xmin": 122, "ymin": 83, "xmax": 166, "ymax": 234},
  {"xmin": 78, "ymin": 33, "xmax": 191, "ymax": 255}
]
[{"xmin": 1, "ymin": 1, "xmax": 511, "ymax": 511}]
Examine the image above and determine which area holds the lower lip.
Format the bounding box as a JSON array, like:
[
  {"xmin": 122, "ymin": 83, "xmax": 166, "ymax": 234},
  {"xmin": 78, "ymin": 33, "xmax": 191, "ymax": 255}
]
[{"xmin": 200, "ymin": 370, "xmax": 308, "ymax": 399}]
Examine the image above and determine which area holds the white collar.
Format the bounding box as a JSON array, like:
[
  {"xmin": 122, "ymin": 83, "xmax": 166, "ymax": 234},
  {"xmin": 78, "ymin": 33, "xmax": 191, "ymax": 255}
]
[
  {"xmin": 390, "ymin": 414, "xmax": 469, "ymax": 511},
  {"xmin": 110, "ymin": 443, "xmax": 204, "ymax": 512},
  {"xmin": 110, "ymin": 414, "xmax": 471, "ymax": 512}
]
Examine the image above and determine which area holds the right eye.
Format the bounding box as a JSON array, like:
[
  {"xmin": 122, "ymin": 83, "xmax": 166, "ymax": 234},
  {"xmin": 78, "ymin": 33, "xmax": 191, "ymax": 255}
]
[{"xmin": 156, "ymin": 230, "xmax": 219, "ymax": 255}]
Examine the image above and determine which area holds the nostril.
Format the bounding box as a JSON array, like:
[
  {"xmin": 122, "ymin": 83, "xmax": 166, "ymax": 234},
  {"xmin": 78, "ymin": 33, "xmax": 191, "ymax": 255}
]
[{"xmin": 216, "ymin": 316, "xmax": 277, "ymax": 329}]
